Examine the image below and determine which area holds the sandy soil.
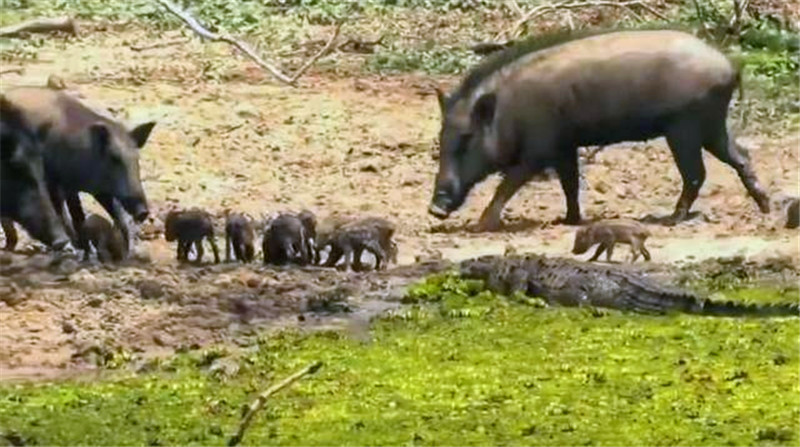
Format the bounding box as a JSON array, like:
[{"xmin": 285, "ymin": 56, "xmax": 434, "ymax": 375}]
[{"xmin": 0, "ymin": 27, "xmax": 798, "ymax": 380}]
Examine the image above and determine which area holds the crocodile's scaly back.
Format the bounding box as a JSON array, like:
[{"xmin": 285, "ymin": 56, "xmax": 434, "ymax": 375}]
[{"xmin": 459, "ymin": 255, "xmax": 799, "ymax": 318}]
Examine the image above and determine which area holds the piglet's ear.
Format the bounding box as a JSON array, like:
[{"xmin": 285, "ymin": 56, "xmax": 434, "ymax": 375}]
[{"xmin": 470, "ymin": 93, "xmax": 497, "ymax": 127}]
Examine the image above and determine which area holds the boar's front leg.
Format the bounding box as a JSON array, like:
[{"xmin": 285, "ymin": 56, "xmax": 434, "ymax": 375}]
[
  {"xmin": 207, "ymin": 235, "xmax": 221, "ymax": 264},
  {"xmin": 476, "ymin": 165, "xmax": 534, "ymax": 232},
  {"xmin": 664, "ymin": 119, "xmax": 705, "ymax": 225},
  {"xmin": 1, "ymin": 218, "xmax": 17, "ymax": 251},
  {"xmin": 225, "ymin": 231, "xmax": 232, "ymax": 262},
  {"xmin": 61, "ymin": 190, "xmax": 83, "ymax": 246},
  {"xmin": 555, "ymin": 149, "xmax": 582, "ymax": 225},
  {"xmin": 94, "ymin": 193, "xmax": 134, "ymax": 254}
]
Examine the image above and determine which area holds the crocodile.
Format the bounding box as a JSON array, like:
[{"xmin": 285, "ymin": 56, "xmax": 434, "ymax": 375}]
[{"xmin": 459, "ymin": 254, "xmax": 799, "ymax": 317}]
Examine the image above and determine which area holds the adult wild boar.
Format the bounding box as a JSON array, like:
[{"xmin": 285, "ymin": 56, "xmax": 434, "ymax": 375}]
[
  {"xmin": 0, "ymin": 96, "xmax": 71, "ymax": 250},
  {"xmin": 429, "ymin": 29, "xmax": 770, "ymax": 231},
  {"xmin": 2, "ymin": 86, "xmax": 156, "ymax": 250}
]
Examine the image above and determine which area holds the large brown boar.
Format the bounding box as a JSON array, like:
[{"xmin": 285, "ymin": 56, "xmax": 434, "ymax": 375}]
[{"xmin": 429, "ymin": 29, "xmax": 770, "ymax": 231}]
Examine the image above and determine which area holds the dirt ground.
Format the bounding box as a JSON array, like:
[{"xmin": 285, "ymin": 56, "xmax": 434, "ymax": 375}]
[{"xmin": 0, "ymin": 27, "xmax": 798, "ymax": 380}]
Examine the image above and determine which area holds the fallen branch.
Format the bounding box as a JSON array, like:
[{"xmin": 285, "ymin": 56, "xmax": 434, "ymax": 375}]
[
  {"xmin": 130, "ymin": 38, "xmax": 189, "ymax": 52},
  {"xmin": 289, "ymin": 23, "xmax": 342, "ymax": 81},
  {"xmin": 228, "ymin": 361, "xmax": 323, "ymax": 447},
  {"xmin": 337, "ymin": 35, "xmax": 384, "ymax": 54},
  {"xmin": 156, "ymin": 0, "xmax": 340, "ymax": 86},
  {"xmin": 498, "ymin": 0, "xmax": 667, "ymax": 40},
  {"xmin": 0, "ymin": 67, "xmax": 24, "ymax": 75},
  {"xmin": 0, "ymin": 16, "xmax": 79, "ymax": 38}
]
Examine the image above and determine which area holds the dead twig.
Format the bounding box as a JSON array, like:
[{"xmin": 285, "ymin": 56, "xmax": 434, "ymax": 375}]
[
  {"xmin": 290, "ymin": 23, "xmax": 342, "ymax": 81},
  {"xmin": 508, "ymin": 0, "xmax": 524, "ymax": 16},
  {"xmin": 156, "ymin": 0, "xmax": 340, "ymax": 86},
  {"xmin": 228, "ymin": 361, "xmax": 323, "ymax": 447},
  {"xmin": 337, "ymin": 35, "xmax": 385, "ymax": 54},
  {"xmin": 0, "ymin": 67, "xmax": 24, "ymax": 75},
  {"xmin": 0, "ymin": 16, "xmax": 79, "ymax": 38},
  {"xmin": 498, "ymin": 0, "xmax": 667, "ymax": 40},
  {"xmin": 130, "ymin": 38, "xmax": 189, "ymax": 52}
]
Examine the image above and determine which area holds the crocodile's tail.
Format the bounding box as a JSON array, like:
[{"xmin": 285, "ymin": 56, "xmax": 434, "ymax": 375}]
[
  {"xmin": 686, "ymin": 298, "xmax": 800, "ymax": 317},
  {"xmin": 616, "ymin": 275, "xmax": 799, "ymax": 317}
]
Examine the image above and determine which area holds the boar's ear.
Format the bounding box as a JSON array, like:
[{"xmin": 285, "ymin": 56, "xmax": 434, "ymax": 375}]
[
  {"xmin": 434, "ymin": 86, "xmax": 448, "ymax": 116},
  {"xmin": 471, "ymin": 93, "xmax": 497, "ymax": 128},
  {"xmin": 89, "ymin": 123, "xmax": 111, "ymax": 155},
  {"xmin": 130, "ymin": 121, "xmax": 156, "ymax": 149}
]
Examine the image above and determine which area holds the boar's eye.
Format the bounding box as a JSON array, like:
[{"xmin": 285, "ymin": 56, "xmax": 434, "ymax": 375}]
[{"xmin": 455, "ymin": 133, "xmax": 472, "ymax": 155}]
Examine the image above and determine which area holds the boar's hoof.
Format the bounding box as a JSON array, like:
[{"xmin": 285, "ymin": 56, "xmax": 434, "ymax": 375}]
[
  {"xmin": 428, "ymin": 203, "xmax": 450, "ymax": 219},
  {"xmin": 554, "ymin": 215, "xmax": 584, "ymax": 226},
  {"xmin": 474, "ymin": 217, "xmax": 502, "ymax": 233}
]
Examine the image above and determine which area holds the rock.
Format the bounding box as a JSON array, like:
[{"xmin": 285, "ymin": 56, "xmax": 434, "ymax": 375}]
[
  {"xmin": 69, "ymin": 269, "xmax": 97, "ymax": 284},
  {"xmin": 209, "ymin": 357, "xmax": 240, "ymax": 380},
  {"xmin": 86, "ymin": 295, "xmax": 105, "ymax": 308},
  {"xmin": 137, "ymin": 279, "xmax": 165, "ymax": 300},
  {"xmin": 61, "ymin": 321, "xmax": 76, "ymax": 334}
]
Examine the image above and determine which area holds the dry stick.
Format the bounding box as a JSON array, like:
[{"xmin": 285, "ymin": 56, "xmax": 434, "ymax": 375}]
[
  {"xmin": 289, "ymin": 22, "xmax": 342, "ymax": 82},
  {"xmin": 228, "ymin": 361, "xmax": 323, "ymax": 447},
  {"xmin": 0, "ymin": 16, "xmax": 79, "ymax": 38},
  {"xmin": 130, "ymin": 37, "xmax": 189, "ymax": 52},
  {"xmin": 0, "ymin": 67, "xmax": 24, "ymax": 75},
  {"xmin": 498, "ymin": 0, "xmax": 665, "ymax": 40},
  {"xmin": 155, "ymin": 0, "xmax": 340, "ymax": 86},
  {"xmin": 508, "ymin": 0, "xmax": 525, "ymax": 16}
]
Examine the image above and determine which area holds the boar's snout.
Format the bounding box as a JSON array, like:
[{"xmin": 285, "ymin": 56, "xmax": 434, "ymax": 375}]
[
  {"xmin": 429, "ymin": 186, "xmax": 463, "ymax": 219},
  {"xmin": 52, "ymin": 237, "xmax": 74, "ymax": 253},
  {"xmin": 121, "ymin": 197, "xmax": 149, "ymax": 222}
]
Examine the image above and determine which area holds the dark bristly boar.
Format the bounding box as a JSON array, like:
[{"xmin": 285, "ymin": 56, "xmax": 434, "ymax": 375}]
[
  {"xmin": 0, "ymin": 96, "xmax": 71, "ymax": 251},
  {"xmin": 164, "ymin": 209, "xmax": 220, "ymax": 264},
  {"xmin": 429, "ymin": 29, "xmax": 770, "ymax": 231},
  {"xmin": 79, "ymin": 214, "xmax": 127, "ymax": 263},
  {"xmin": 572, "ymin": 220, "xmax": 651, "ymax": 263},
  {"xmin": 262, "ymin": 213, "xmax": 313, "ymax": 266},
  {"xmin": 2, "ymin": 86, "xmax": 156, "ymax": 250},
  {"xmin": 225, "ymin": 213, "xmax": 255, "ymax": 263}
]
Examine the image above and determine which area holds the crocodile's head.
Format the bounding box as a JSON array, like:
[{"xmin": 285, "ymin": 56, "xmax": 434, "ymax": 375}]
[{"xmin": 459, "ymin": 256, "xmax": 500, "ymax": 280}]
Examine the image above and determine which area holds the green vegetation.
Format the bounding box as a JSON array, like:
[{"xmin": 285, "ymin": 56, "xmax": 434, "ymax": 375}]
[{"xmin": 1, "ymin": 275, "xmax": 797, "ymax": 446}]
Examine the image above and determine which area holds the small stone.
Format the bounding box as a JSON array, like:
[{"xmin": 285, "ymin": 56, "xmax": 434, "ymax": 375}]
[
  {"xmin": 137, "ymin": 279, "xmax": 164, "ymax": 300},
  {"xmin": 61, "ymin": 321, "xmax": 76, "ymax": 334}
]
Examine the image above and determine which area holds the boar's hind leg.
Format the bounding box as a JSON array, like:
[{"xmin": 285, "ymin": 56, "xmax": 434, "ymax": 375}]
[
  {"xmin": 703, "ymin": 124, "xmax": 770, "ymax": 213},
  {"xmin": 477, "ymin": 166, "xmax": 534, "ymax": 232},
  {"xmin": 555, "ymin": 149, "xmax": 581, "ymax": 225},
  {"xmin": 1, "ymin": 218, "xmax": 17, "ymax": 251},
  {"xmin": 664, "ymin": 120, "xmax": 706, "ymax": 225}
]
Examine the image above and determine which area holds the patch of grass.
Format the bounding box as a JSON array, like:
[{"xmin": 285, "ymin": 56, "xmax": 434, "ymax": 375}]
[{"xmin": 1, "ymin": 277, "xmax": 797, "ymax": 446}]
